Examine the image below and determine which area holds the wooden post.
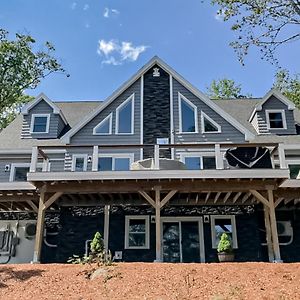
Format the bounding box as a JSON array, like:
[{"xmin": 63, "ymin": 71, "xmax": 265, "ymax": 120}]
[
  {"xmin": 104, "ymin": 205, "xmax": 110, "ymax": 252},
  {"xmin": 263, "ymin": 206, "xmax": 274, "ymax": 262},
  {"xmin": 155, "ymin": 188, "xmax": 162, "ymax": 262},
  {"xmin": 92, "ymin": 146, "xmax": 99, "ymax": 171},
  {"xmin": 268, "ymin": 190, "xmax": 282, "ymax": 262},
  {"xmin": 215, "ymin": 144, "xmax": 224, "ymax": 169},
  {"xmin": 32, "ymin": 192, "xmax": 46, "ymax": 263},
  {"xmin": 30, "ymin": 146, "xmax": 38, "ymax": 172},
  {"xmin": 154, "ymin": 144, "xmax": 160, "ymax": 170}
]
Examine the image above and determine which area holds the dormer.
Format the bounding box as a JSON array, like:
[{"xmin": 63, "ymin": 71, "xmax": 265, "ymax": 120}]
[
  {"xmin": 21, "ymin": 93, "xmax": 68, "ymax": 139},
  {"xmin": 249, "ymin": 89, "xmax": 297, "ymax": 135}
]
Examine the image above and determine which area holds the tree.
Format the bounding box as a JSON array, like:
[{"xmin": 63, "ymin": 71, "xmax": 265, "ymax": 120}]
[
  {"xmin": 212, "ymin": 0, "xmax": 300, "ymax": 65},
  {"xmin": 207, "ymin": 78, "xmax": 251, "ymax": 99},
  {"xmin": 274, "ymin": 69, "xmax": 300, "ymax": 108},
  {"xmin": 0, "ymin": 29, "xmax": 66, "ymax": 129}
]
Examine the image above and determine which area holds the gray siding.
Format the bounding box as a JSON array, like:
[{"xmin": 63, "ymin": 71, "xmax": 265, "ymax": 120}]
[
  {"xmin": 22, "ymin": 99, "xmax": 65, "ymax": 139},
  {"xmin": 172, "ymin": 79, "xmax": 246, "ymax": 145},
  {"xmin": 70, "ymin": 79, "xmax": 141, "ymax": 148},
  {"xmin": 255, "ymin": 96, "xmax": 296, "ymax": 135}
]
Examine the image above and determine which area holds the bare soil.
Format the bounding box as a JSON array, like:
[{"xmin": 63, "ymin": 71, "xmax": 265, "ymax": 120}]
[{"xmin": 0, "ymin": 263, "xmax": 299, "ymax": 300}]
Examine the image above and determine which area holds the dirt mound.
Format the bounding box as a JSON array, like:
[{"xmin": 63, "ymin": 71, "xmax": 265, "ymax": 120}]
[{"xmin": 0, "ymin": 262, "xmax": 299, "ymax": 299}]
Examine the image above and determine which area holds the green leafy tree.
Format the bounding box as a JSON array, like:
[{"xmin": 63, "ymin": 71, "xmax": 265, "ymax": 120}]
[
  {"xmin": 274, "ymin": 69, "xmax": 300, "ymax": 108},
  {"xmin": 0, "ymin": 28, "xmax": 66, "ymax": 129},
  {"xmin": 212, "ymin": 0, "xmax": 300, "ymax": 65},
  {"xmin": 207, "ymin": 78, "xmax": 251, "ymax": 99}
]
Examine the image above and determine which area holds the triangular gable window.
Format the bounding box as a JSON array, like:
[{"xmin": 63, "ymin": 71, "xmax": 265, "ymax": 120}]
[
  {"xmin": 201, "ymin": 111, "xmax": 221, "ymax": 133},
  {"xmin": 179, "ymin": 93, "xmax": 198, "ymax": 133},
  {"xmin": 116, "ymin": 94, "xmax": 134, "ymax": 134},
  {"xmin": 93, "ymin": 113, "xmax": 112, "ymax": 135}
]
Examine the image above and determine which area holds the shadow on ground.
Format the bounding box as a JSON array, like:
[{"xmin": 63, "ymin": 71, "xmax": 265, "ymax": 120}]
[{"xmin": 0, "ymin": 267, "xmax": 44, "ymax": 288}]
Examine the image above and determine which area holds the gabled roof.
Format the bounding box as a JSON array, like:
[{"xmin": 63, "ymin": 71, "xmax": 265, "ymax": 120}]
[
  {"xmin": 22, "ymin": 93, "xmax": 68, "ymax": 125},
  {"xmin": 249, "ymin": 89, "xmax": 295, "ymax": 122},
  {"xmin": 62, "ymin": 56, "xmax": 255, "ymax": 143}
]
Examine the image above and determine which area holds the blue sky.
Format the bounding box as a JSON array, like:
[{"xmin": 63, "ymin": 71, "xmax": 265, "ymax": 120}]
[{"xmin": 1, "ymin": 0, "xmax": 299, "ymax": 101}]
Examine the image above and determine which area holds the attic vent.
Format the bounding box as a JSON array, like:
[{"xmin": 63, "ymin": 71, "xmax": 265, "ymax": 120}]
[{"xmin": 153, "ymin": 67, "xmax": 160, "ymax": 77}]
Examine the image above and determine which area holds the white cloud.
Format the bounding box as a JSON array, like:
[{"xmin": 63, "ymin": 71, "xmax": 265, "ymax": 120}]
[
  {"xmin": 97, "ymin": 39, "xmax": 148, "ymax": 66},
  {"xmin": 83, "ymin": 4, "xmax": 89, "ymax": 11},
  {"xmin": 103, "ymin": 7, "xmax": 120, "ymax": 18},
  {"xmin": 71, "ymin": 2, "xmax": 77, "ymax": 10},
  {"xmin": 103, "ymin": 7, "xmax": 109, "ymax": 18},
  {"xmin": 214, "ymin": 10, "xmax": 225, "ymax": 21}
]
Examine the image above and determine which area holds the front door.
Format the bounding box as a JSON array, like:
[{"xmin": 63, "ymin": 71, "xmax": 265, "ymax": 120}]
[{"xmin": 161, "ymin": 217, "xmax": 205, "ymax": 262}]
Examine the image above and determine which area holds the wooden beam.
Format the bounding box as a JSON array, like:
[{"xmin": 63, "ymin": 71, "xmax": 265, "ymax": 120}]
[
  {"xmin": 32, "ymin": 193, "xmax": 46, "ymax": 263},
  {"xmin": 138, "ymin": 191, "xmax": 156, "ymax": 208},
  {"xmin": 155, "ymin": 188, "xmax": 162, "ymax": 262},
  {"xmin": 241, "ymin": 192, "xmax": 251, "ymax": 204},
  {"xmin": 268, "ymin": 190, "xmax": 281, "ymax": 262},
  {"xmin": 214, "ymin": 192, "xmax": 221, "ymax": 204},
  {"xmin": 43, "ymin": 192, "xmax": 63, "ymax": 209},
  {"xmin": 160, "ymin": 190, "xmax": 177, "ymax": 208},
  {"xmin": 250, "ymin": 190, "xmax": 270, "ymax": 207},
  {"xmin": 264, "ymin": 206, "xmax": 274, "ymax": 262},
  {"xmin": 42, "ymin": 179, "xmax": 278, "ymax": 193},
  {"xmin": 275, "ymin": 197, "xmax": 284, "ymax": 208},
  {"xmin": 232, "ymin": 192, "xmax": 242, "ymax": 204},
  {"xmin": 205, "ymin": 192, "xmax": 211, "ymax": 204},
  {"xmin": 26, "ymin": 200, "xmax": 38, "ymax": 213},
  {"xmin": 223, "ymin": 192, "xmax": 231, "ymax": 203}
]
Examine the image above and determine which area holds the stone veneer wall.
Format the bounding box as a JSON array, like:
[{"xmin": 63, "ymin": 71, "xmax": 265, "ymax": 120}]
[{"xmin": 143, "ymin": 64, "xmax": 171, "ymax": 158}]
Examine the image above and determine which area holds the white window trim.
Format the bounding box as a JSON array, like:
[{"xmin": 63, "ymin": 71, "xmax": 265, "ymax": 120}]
[
  {"xmin": 210, "ymin": 215, "xmax": 238, "ymax": 249},
  {"xmin": 30, "ymin": 113, "xmax": 50, "ymax": 134},
  {"xmin": 71, "ymin": 154, "xmax": 88, "ymax": 172},
  {"xmin": 98, "ymin": 153, "xmax": 134, "ymax": 171},
  {"xmin": 180, "ymin": 152, "xmax": 216, "ymax": 170},
  {"xmin": 201, "ymin": 111, "xmax": 221, "ymax": 134},
  {"xmin": 125, "ymin": 215, "xmax": 150, "ymax": 249},
  {"xmin": 93, "ymin": 113, "xmax": 113, "ymax": 135},
  {"xmin": 9, "ymin": 162, "xmax": 47, "ymax": 181},
  {"xmin": 178, "ymin": 92, "xmax": 198, "ymax": 134},
  {"xmin": 265, "ymin": 109, "xmax": 287, "ymax": 130},
  {"xmin": 115, "ymin": 94, "xmax": 135, "ymax": 135}
]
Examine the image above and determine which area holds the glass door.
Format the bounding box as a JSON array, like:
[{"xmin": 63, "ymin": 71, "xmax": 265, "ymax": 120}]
[
  {"xmin": 162, "ymin": 222, "xmax": 180, "ymax": 262},
  {"xmin": 162, "ymin": 218, "xmax": 203, "ymax": 263}
]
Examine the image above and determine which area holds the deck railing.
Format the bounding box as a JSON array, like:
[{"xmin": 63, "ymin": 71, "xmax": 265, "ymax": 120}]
[{"xmin": 29, "ymin": 142, "xmax": 288, "ymax": 173}]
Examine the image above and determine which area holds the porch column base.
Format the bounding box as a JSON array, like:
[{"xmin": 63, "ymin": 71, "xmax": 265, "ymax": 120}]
[{"xmin": 153, "ymin": 259, "xmax": 163, "ymax": 263}]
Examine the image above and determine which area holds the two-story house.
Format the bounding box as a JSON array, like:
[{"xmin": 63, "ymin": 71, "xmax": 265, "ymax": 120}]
[{"xmin": 0, "ymin": 56, "xmax": 299, "ymax": 264}]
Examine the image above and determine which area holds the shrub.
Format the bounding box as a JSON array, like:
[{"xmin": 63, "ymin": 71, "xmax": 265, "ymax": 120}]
[
  {"xmin": 68, "ymin": 231, "xmax": 112, "ymax": 266},
  {"xmin": 217, "ymin": 233, "xmax": 233, "ymax": 253}
]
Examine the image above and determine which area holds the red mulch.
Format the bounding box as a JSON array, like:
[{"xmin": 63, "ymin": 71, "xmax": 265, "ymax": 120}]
[{"xmin": 0, "ymin": 263, "xmax": 299, "ymax": 300}]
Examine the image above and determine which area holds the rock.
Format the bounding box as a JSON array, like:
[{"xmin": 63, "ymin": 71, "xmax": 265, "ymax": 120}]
[{"xmin": 90, "ymin": 267, "xmax": 108, "ymax": 280}]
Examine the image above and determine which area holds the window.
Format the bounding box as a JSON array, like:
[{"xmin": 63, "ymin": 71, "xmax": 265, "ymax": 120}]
[
  {"xmin": 93, "ymin": 113, "xmax": 112, "ymax": 135},
  {"xmin": 201, "ymin": 111, "xmax": 221, "ymax": 133},
  {"xmin": 116, "ymin": 94, "xmax": 134, "ymax": 134},
  {"xmin": 211, "ymin": 215, "xmax": 238, "ymax": 249},
  {"xmin": 266, "ymin": 110, "xmax": 287, "ymax": 129},
  {"xmin": 288, "ymin": 164, "xmax": 300, "ymax": 179},
  {"xmin": 181, "ymin": 154, "xmax": 216, "ymax": 170},
  {"xmin": 10, "ymin": 163, "xmax": 46, "ymax": 181},
  {"xmin": 125, "ymin": 216, "xmax": 150, "ymax": 249},
  {"xmin": 71, "ymin": 154, "xmax": 88, "ymax": 171},
  {"xmin": 98, "ymin": 154, "xmax": 134, "ymax": 171},
  {"xmin": 30, "ymin": 114, "xmax": 50, "ymax": 133},
  {"xmin": 178, "ymin": 93, "xmax": 198, "ymax": 133}
]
